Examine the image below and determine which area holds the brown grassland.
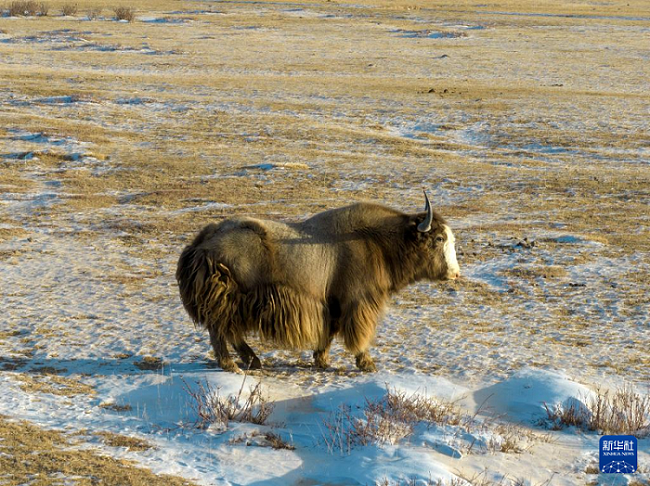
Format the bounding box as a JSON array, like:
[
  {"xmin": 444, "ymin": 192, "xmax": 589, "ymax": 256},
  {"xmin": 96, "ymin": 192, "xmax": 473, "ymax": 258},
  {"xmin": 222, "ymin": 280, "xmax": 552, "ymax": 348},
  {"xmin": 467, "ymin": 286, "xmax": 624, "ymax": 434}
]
[{"xmin": 0, "ymin": 415, "xmax": 197, "ymax": 485}]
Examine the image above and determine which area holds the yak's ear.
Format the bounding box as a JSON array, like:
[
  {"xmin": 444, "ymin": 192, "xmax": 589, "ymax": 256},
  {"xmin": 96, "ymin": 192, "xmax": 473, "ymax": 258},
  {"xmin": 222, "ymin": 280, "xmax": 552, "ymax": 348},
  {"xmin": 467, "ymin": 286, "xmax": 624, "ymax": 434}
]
[{"xmin": 406, "ymin": 214, "xmax": 430, "ymax": 242}]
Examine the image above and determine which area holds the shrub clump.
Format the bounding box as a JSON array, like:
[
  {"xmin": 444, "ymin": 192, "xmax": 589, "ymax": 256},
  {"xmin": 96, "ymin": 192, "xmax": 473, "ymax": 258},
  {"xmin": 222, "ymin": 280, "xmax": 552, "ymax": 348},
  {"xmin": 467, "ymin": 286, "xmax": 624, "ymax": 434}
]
[
  {"xmin": 113, "ymin": 6, "xmax": 134, "ymax": 22},
  {"xmin": 322, "ymin": 388, "xmax": 468, "ymax": 455},
  {"xmin": 61, "ymin": 3, "xmax": 77, "ymax": 16},
  {"xmin": 8, "ymin": 0, "xmax": 45, "ymax": 16},
  {"xmin": 86, "ymin": 7, "xmax": 101, "ymax": 20},
  {"xmin": 182, "ymin": 376, "xmax": 274, "ymax": 430},
  {"xmin": 229, "ymin": 431, "xmax": 295, "ymax": 450},
  {"xmin": 541, "ymin": 385, "xmax": 650, "ymax": 437},
  {"xmin": 322, "ymin": 387, "xmax": 540, "ymax": 456}
]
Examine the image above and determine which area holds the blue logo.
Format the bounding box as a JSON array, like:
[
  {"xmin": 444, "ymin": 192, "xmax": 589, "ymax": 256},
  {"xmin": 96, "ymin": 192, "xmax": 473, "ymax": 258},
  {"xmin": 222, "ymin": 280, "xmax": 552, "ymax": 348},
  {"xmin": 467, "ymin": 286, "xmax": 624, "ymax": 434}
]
[{"xmin": 600, "ymin": 435, "xmax": 637, "ymax": 474}]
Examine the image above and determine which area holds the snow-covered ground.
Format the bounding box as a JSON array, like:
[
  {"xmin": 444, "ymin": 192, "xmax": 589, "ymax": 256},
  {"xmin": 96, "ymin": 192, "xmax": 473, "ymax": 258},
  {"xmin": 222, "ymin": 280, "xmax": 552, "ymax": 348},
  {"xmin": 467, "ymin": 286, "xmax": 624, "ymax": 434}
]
[{"xmin": 2, "ymin": 343, "xmax": 646, "ymax": 485}]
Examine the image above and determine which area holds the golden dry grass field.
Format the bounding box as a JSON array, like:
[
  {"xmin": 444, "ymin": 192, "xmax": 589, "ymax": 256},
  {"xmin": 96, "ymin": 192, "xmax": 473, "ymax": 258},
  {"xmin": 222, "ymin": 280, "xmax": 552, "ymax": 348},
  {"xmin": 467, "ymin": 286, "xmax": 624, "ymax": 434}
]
[{"xmin": 0, "ymin": 0, "xmax": 649, "ymax": 483}]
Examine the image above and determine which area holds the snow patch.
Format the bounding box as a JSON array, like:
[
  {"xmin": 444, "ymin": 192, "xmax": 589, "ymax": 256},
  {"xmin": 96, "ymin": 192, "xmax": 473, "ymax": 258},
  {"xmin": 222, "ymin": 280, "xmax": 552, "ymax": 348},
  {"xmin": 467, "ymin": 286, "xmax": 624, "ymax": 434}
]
[
  {"xmin": 472, "ymin": 368, "xmax": 596, "ymax": 423},
  {"xmin": 391, "ymin": 29, "xmax": 466, "ymax": 39}
]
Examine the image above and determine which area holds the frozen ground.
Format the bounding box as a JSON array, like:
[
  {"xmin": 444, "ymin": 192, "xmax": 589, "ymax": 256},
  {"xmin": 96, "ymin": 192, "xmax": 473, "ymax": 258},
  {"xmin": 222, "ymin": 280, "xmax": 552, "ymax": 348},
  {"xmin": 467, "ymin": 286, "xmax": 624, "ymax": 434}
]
[{"xmin": 1, "ymin": 0, "xmax": 649, "ymax": 484}]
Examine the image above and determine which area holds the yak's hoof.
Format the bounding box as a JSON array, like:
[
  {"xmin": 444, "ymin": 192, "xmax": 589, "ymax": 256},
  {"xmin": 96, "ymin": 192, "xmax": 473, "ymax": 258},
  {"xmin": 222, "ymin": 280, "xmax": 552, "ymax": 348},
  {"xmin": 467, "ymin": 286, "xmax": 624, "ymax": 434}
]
[
  {"xmin": 313, "ymin": 355, "xmax": 330, "ymax": 370},
  {"xmin": 220, "ymin": 360, "xmax": 242, "ymax": 374},
  {"xmin": 355, "ymin": 354, "xmax": 377, "ymax": 373},
  {"xmin": 313, "ymin": 350, "xmax": 330, "ymax": 369}
]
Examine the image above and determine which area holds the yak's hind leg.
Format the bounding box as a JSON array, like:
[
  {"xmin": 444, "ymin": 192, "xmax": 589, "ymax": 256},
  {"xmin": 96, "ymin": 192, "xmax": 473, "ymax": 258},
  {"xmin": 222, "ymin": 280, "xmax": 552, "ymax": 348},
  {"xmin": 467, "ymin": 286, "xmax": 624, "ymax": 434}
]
[
  {"xmin": 208, "ymin": 327, "xmax": 241, "ymax": 373},
  {"xmin": 341, "ymin": 297, "xmax": 385, "ymax": 372},
  {"xmin": 313, "ymin": 300, "xmax": 341, "ymax": 369},
  {"xmin": 231, "ymin": 338, "xmax": 262, "ymax": 370}
]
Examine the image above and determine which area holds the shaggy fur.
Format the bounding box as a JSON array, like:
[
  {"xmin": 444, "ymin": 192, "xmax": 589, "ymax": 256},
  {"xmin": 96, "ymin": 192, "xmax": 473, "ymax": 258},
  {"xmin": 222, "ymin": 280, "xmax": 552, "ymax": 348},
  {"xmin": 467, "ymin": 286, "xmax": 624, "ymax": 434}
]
[{"xmin": 176, "ymin": 200, "xmax": 458, "ymax": 373}]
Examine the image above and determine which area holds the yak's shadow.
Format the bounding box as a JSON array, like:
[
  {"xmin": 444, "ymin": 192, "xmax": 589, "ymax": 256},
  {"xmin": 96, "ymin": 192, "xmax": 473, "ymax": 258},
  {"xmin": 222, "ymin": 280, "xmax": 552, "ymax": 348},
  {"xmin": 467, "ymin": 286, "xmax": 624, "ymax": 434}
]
[{"xmin": 0, "ymin": 354, "xmax": 209, "ymax": 377}]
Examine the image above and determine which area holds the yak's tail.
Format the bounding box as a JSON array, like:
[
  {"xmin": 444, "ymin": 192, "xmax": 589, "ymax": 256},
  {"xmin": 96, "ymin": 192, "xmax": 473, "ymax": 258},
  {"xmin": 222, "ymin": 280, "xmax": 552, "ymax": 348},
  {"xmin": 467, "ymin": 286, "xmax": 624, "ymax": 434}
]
[
  {"xmin": 176, "ymin": 224, "xmax": 241, "ymax": 333},
  {"xmin": 176, "ymin": 246, "xmax": 231, "ymax": 328}
]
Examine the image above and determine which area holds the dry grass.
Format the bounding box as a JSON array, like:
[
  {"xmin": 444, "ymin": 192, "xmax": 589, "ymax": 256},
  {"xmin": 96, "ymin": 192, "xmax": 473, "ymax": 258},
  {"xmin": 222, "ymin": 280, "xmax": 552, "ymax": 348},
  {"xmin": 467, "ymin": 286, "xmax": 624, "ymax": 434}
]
[
  {"xmin": 112, "ymin": 5, "xmax": 134, "ymax": 21},
  {"xmin": 375, "ymin": 477, "xmax": 446, "ymax": 486},
  {"xmin": 97, "ymin": 431, "xmax": 156, "ymax": 451},
  {"xmin": 0, "ymin": 357, "xmax": 28, "ymax": 371},
  {"xmin": 0, "ymin": 330, "xmax": 23, "ymax": 340},
  {"xmin": 376, "ymin": 472, "xmax": 555, "ymax": 486},
  {"xmin": 85, "ymin": 6, "xmax": 99, "ymax": 19},
  {"xmin": 541, "ymin": 386, "xmax": 650, "ymax": 437},
  {"xmin": 182, "ymin": 376, "xmax": 274, "ymax": 430},
  {"xmin": 322, "ymin": 387, "xmax": 538, "ymax": 455},
  {"xmin": 8, "ymin": 0, "xmax": 39, "ymax": 16},
  {"xmin": 322, "ymin": 403, "xmax": 411, "ymax": 454},
  {"xmin": 99, "ymin": 401, "xmax": 133, "ymax": 412},
  {"xmin": 133, "ymin": 356, "xmax": 165, "ymax": 371},
  {"xmin": 0, "ymin": 415, "xmax": 198, "ymax": 485},
  {"xmin": 60, "ymin": 2, "xmax": 76, "ymax": 15},
  {"xmin": 452, "ymin": 470, "xmax": 554, "ymax": 486},
  {"xmin": 263, "ymin": 431, "xmax": 295, "ymax": 450},
  {"xmin": 229, "ymin": 430, "xmax": 295, "ymax": 450},
  {"xmin": 14, "ymin": 373, "xmax": 96, "ymax": 397}
]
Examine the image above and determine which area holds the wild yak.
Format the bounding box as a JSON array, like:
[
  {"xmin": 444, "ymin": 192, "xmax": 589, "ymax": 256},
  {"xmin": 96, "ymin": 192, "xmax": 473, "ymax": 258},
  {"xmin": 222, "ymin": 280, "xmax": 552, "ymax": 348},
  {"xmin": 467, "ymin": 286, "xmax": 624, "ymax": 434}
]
[{"xmin": 176, "ymin": 192, "xmax": 460, "ymax": 373}]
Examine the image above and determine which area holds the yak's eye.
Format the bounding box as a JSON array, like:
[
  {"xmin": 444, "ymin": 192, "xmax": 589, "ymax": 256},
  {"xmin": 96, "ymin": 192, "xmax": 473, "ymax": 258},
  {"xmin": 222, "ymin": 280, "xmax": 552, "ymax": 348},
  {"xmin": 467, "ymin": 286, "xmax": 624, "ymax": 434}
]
[{"xmin": 435, "ymin": 235, "xmax": 444, "ymax": 244}]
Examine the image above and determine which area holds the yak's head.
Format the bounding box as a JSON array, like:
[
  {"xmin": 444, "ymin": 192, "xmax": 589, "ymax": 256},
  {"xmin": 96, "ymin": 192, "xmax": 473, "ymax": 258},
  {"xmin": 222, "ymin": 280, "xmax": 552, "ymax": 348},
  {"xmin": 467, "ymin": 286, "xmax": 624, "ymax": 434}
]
[{"xmin": 409, "ymin": 192, "xmax": 461, "ymax": 282}]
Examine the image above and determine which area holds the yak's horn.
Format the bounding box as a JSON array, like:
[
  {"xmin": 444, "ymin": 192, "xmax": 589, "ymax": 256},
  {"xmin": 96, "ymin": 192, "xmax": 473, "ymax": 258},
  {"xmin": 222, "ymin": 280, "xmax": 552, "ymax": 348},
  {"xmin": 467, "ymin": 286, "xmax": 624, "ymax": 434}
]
[{"xmin": 417, "ymin": 190, "xmax": 433, "ymax": 233}]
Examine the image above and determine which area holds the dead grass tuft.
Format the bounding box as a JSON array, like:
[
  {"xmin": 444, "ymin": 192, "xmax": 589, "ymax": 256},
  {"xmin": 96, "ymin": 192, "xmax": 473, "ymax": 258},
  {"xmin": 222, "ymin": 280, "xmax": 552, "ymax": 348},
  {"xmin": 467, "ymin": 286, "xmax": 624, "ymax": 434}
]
[
  {"xmin": 488, "ymin": 423, "xmax": 529, "ymax": 454},
  {"xmin": 86, "ymin": 6, "xmax": 100, "ymax": 19},
  {"xmin": 264, "ymin": 431, "xmax": 295, "ymax": 450},
  {"xmin": 61, "ymin": 3, "xmax": 77, "ymax": 16},
  {"xmin": 589, "ymin": 386, "xmax": 650, "ymax": 437},
  {"xmin": 452, "ymin": 470, "xmax": 555, "ymax": 486},
  {"xmin": 134, "ymin": 355, "xmax": 165, "ymax": 371},
  {"xmin": 381, "ymin": 388, "xmax": 465, "ymax": 426},
  {"xmin": 8, "ymin": 0, "xmax": 39, "ymax": 16},
  {"xmin": 99, "ymin": 401, "xmax": 133, "ymax": 412},
  {"xmin": 322, "ymin": 388, "xmax": 459, "ymax": 454},
  {"xmin": 0, "ymin": 356, "xmax": 28, "ymax": 371},
  {"xmin": 97, "ymin": 431, "xmax": 156, "ymax": 451},
  {"xmin": 374, "ymin": 474, "xmax": 547, "ymax": 486},
  {"xmin": 113, "ymin": 5, "xmax": 134, "ymax": 21},
  {"xmin": 31, "ymin": 365, "xmax": 68, "ymax": 375},
  {"xmin": 0, "ymin": 329, "xmax": 24, "ymax": 339},
  {"xmin": 14, "ymin": 373, "xmax": 96, "ymax": 397},
  {"xmin": 322, "ymin": 387, "xmax": 542, "ymax": 456},
  {"xmin": 541, "ymin": 386, "xmax": 650, "ymax": 437},
  {"xmin": 375, "ymin": 477, "xmax": 448, "ymax": 486},
  {"xmin": 182, "ymin": 376, "xmax": 274, "ymax": 430},
  {"xmin": 229, "ymin": 430, "xmax": 295, "ymax": 450}
]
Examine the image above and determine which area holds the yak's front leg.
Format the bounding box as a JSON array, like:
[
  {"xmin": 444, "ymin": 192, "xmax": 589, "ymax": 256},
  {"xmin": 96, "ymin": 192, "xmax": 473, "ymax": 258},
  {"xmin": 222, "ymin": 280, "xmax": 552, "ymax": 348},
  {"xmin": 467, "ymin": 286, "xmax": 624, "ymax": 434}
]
[
  {"xmin": 354, "ymin": 352, "xmax": 377, "ymax": 372},
  {"xmin": 231, "ymin": 338, "xmax": 262, "ymax": 370},
  {"xmin": 208, "ymin": 327, "xmax": 241, "ymax": 373},
  {"xmin": 341, "ymin": 298, "xmax": 385, "ymax": 372}
]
